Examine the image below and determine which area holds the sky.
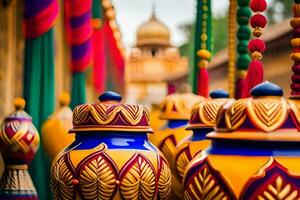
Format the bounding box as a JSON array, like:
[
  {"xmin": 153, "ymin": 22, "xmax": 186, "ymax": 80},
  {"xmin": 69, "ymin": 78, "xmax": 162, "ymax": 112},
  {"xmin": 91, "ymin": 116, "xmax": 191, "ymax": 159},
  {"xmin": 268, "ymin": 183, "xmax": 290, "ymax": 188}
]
[{"xmin": 111, "ymin": 0, "xmax": 229, "ymax": 49}]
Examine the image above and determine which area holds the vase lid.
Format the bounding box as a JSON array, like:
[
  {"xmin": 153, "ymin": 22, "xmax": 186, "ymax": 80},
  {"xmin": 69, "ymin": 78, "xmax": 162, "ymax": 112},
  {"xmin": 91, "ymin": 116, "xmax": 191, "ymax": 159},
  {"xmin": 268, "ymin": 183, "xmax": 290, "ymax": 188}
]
[
  {"xmin": 70, "ymin": 91, "xmax": 153, "ymax": 133},
  {"xmin": 4, "ymin": 98, "xmax": 33, "ymax": 122},
  {"xmin": 159, "ymin": 92, "xmax": 204, "ymax": 120},
  {"xmin": 187, "ymin": 89, "xmax": 233, "ymax": 130},
  {"xmin": 208, "ymin": 82, "xmax": 300, "ymax": 141}
]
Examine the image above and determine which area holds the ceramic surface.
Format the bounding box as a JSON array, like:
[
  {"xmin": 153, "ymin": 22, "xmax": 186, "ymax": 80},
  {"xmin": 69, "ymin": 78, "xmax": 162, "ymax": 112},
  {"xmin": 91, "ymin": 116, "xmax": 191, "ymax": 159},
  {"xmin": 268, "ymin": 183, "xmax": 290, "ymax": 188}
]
[
  {"xmin": 0, "ymin": 98, "xmax": 39, "ymax": 199},
  {"xmin": 149, "ymin": 92, "xmax": 202, "ymax": 199},
  {"xmin": 42, "ymin": 93, "xmax": 74, "ymax": 161},
  {"xmin": 174, "ymin": 90, "xmax": 232, "ymax": 182},
  {"xmin": 183, "ymin": 82, "xmax": 300, "ymax": 200},
  {"xmin": 50, "ymin": 92, "xmax": 172, "ymax": 200}
]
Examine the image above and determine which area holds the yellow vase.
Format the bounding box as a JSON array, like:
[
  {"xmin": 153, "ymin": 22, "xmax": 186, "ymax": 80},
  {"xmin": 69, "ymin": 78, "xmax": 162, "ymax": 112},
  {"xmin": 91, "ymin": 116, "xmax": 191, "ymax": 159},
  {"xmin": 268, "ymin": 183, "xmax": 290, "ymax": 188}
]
[
  {"xmin": 148, "ymin": 92, "xmax": 203, "ymax": 199},
  {"xmin": 42, "ymin": 92, "xmax": 74, "ymax": 161},
  {"xmin": 149, "ymin": 105, "xmax": 166, "ymax": 132},
  {"xmin": 183, "ymin": 82, "xmax": 300, "ymax": 199},
  {"xmin": 174, "ymin": 89, "xmax": 233, "ymax": 182},
  {"xmin": 50, "ymin": 91, "xmax": 172, "ymax": 199}
]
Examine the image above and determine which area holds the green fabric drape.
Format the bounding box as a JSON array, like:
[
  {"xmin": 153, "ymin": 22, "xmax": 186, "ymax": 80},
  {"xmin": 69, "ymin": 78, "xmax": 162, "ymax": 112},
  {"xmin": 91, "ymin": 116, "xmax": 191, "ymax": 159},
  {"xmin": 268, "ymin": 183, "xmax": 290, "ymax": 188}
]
[
  {"xmin": 71, "ymin": 72, "xmax": 87, "ymax": 109},
  {"xmin": 23, "ymin": 29, "xmax": 55, "ymax": 200},
  {"xmin": 191, "ymin": 0, "xmax": 212, "ymax": 93}
]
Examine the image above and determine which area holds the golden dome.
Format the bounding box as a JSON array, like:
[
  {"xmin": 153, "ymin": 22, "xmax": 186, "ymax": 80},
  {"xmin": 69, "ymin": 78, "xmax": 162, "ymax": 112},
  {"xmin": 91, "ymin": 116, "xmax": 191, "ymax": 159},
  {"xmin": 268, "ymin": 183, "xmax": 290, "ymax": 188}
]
[{"xmin": 136, "ymin": 13, "xmax": 170, "ymax": 46}]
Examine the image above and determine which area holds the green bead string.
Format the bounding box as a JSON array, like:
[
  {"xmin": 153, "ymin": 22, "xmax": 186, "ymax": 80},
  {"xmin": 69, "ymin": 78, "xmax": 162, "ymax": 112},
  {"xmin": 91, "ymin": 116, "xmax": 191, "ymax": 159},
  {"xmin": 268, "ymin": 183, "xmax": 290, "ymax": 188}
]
[
  {"xmin": 192, "ymin": 0, "xmax": 212, "ymax": 93},
  {"xmin": 236, "ymin": 0, "xmax": 251, "ymax": 71}
]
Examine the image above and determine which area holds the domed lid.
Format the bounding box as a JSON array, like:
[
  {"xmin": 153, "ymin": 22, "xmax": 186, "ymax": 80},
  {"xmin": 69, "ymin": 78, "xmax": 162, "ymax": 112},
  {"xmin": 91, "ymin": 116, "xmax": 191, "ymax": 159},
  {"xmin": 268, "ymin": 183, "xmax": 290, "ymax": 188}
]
[
  {"xmin": 136, "ymin": 12, "xmax": 170, "ymax": 46},
  {"xmin": 4, "ymin": 98, "xmax": 33, "ymax": 122},
  {"xmin": 70, "ymin": 91, "xmax": 153, "ymax": 133},
  {"xmin": 209, "ymin": 82, "xmax": 300, "ymax": 141},
  {"xmin": 188, "ymin": 89, "xmax": 233, "ymax": 130},
  {"xmin": 159, "ymin": 93, "xmax": 203, "ymax": 120},
  {"xmin": 43, "ymin": 92, "xmax": 73, "ymax": 130}
]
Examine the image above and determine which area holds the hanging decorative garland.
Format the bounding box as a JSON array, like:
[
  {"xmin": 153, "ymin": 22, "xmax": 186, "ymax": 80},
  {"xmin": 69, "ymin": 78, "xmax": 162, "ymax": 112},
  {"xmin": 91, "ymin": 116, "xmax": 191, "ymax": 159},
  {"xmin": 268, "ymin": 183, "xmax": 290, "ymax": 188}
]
[
  {"xmin": 242, "ymin": 0, "xmax": 267, "ymax": 98},
  {"xmin": 290, "ymin": 0, "xmax": 300, "ymax": 96},
  {"xmin": 235, "ymin": 0, "xmax": 251, "ymax": 99},
  {"xmin": 193, "ymin": 0, "xmax": 212, "ymax": 97},
  {"xmin": 228, "ymin": 0, "xmax": 237, "ymax": 98}
]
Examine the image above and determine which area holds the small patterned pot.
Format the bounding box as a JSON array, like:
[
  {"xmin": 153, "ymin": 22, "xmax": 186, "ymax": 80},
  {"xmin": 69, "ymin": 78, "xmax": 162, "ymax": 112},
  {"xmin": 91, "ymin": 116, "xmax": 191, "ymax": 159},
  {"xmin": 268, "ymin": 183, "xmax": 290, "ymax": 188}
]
[
  {"xmin": 0, "ymin": 98, "xmax": 39, "ymax": 199},
  {"xmin": 148, "ymin": 92, "xmax": 203, "ymax": 199},
  {"xmin": 42, "ymin": 92, "xmax": 74, "ymax": 161},
  {"xmin": 183, "ymin": 82, "xmax": 300, "ymax": 200},
  {"xmin": 174, "ymin": 89, "xmax": 232, "ymax": 182},
  {"xmin": 50, "ymin": 91, "xmax": 172, "ymax": 200}
]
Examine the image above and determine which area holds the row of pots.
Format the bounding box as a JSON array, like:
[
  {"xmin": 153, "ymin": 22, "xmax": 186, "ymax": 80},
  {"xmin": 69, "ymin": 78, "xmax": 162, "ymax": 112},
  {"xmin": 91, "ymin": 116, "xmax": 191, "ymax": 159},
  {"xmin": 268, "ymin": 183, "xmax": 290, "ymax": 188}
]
[
  {"xmin": 1, "ymin": 81, "xmax": 300, "ymax": 200},
  {"xmin": 151, "ymin": 81, "xmax": 300, "ymax": 200}
]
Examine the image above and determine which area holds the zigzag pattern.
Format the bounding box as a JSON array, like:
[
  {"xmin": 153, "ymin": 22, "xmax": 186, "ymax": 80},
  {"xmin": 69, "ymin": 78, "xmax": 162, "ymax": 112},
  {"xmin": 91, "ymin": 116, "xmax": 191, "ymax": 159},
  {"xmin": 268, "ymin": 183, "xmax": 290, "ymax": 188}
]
[
  {"xmin": 73, "ymin": 103, "xmax": 150, "ymax": 127},
  {"xmin": 1, "ymin": 120, "xmax": 39, "ymax": 154}
]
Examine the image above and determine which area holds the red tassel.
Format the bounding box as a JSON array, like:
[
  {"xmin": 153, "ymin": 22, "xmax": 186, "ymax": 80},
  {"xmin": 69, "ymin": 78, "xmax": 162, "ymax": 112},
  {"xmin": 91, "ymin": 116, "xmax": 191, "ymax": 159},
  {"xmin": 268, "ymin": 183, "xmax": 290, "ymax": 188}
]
[
  {"xmin": 242, "ymin": 60, "xmax": 264, "ymax": 98},
  {"xmin": 197, "ymin": 68, "xmax": 209, "ymax": 97},
  {"xmin": 235, "ymin": 78, "xmax": 245, "ymax": 99}
]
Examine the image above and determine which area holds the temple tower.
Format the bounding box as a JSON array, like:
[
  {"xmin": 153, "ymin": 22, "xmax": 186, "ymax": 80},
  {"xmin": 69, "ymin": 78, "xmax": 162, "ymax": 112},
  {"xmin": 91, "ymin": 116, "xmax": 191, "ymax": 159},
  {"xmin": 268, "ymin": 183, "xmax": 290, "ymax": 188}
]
[{"xmin": 125, "ymin": 9, "xmax": 188, "ymax": 105}]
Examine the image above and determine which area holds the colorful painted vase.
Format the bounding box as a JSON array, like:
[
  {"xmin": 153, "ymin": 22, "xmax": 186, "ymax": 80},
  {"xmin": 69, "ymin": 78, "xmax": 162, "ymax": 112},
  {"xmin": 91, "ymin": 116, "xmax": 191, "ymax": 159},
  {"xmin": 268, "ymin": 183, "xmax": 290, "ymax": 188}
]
[
  {"xmin": 42, "ymin": 92, "xmax": 74, "ymax": 161},
  {"xmin": 174, "ymin": 89, "xmax": 232, "ymax": 182},
  {"xmin": 150, "ymin": 105, "xmax": 166, "ymax": 132},
  {"xmin": 0, "ymin": 98, "xmax": 39, "ymax": 199},
  {"xmin": 50, "ymin": 91, "xmax": 172, "ymax": 200},
  {"xmin": 148, "ymin": 92, "xmax": 203, "ymax": 199},
  {"xmin": 149, "ymin": 92, "xmax": 203, "ymax": 163},
  {"xmin": 183, "ymin": 82, "xmax": 300, "ymax": 199}
]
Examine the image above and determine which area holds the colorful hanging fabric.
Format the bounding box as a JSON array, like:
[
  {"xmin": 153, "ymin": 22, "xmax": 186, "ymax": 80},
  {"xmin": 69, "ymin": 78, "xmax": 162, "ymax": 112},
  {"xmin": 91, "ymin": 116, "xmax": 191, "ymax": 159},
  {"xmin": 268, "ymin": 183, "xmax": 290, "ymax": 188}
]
[
  {"xmin": 290, "ymin": 0, "xmax": 300, "ymax": 96},
  {"xmin": 92, "ymin": 0, "xmax": 106, "ymax": 93},
  {"xmin": 235, "ymin": 0, "xmax": 251, "ymax": 98},
  {"xmin": 102, "ymin": 0, "xmax": 125, "ymax": 93},
  {"xmin": 64, "ymin": 0, "xmax": 93, "ymax": 108},
  {"xmin": 242, "ymin": 0, "xmax": 267, "ymax": 98},
  {"xmin": 228, "ymin": 0, "xmax": 237, "ymax": 98},
  {"xmin": 192, "ymin": 0, "xmax": 212, "ymax": 97},
  {"xmin": 23, "ymin": 0, "xmax": 58, "ymax": 199},
  {"xmin": 23, "ymin": 0, "xmax": 59, "ymax": 39}
]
